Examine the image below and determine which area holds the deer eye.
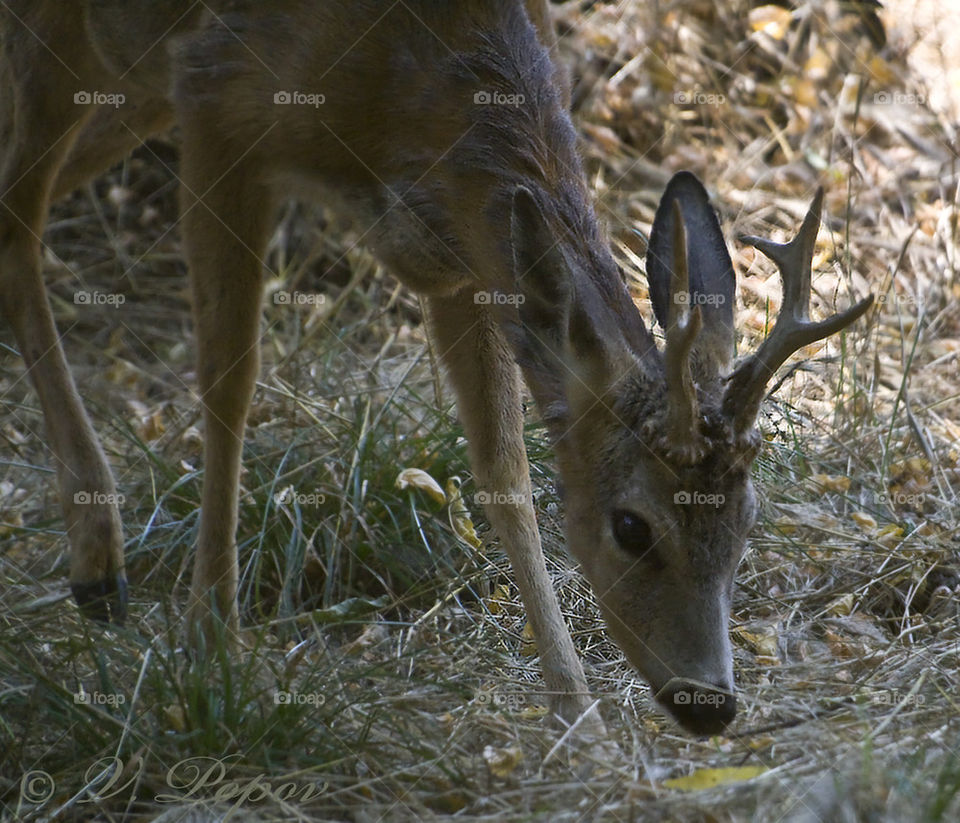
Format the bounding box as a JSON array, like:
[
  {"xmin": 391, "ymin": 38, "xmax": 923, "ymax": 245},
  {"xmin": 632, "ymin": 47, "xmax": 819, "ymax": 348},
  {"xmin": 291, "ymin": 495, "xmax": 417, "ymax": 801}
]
[{"xmin": 611, "ymin": 509, "xmax": 660, "ymax": 566}]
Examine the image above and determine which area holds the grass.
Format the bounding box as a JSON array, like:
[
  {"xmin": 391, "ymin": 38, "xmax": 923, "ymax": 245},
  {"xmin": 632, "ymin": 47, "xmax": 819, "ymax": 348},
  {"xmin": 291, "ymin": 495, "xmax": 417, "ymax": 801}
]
[{"xmin": 2, "ymin": 0, "xmax": 960, "ymax": 820}]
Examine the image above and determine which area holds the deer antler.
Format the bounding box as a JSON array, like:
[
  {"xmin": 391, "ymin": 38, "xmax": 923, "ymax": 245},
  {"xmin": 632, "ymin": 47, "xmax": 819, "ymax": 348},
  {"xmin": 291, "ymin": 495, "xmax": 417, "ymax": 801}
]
[
  {"xmin": 663, "ymin": 201, "xmax": 704, "ymax": 462},
  {"xmin": 722, "ymin": 188, "xmax": 873, "ymax": 434}
]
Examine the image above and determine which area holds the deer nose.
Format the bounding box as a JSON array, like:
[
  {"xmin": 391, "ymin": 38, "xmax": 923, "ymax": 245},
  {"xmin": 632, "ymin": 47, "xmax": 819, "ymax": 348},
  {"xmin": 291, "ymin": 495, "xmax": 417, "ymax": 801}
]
[{"xmin": 655, "ymin": 678, "xmax": 737, "ymax": 735}]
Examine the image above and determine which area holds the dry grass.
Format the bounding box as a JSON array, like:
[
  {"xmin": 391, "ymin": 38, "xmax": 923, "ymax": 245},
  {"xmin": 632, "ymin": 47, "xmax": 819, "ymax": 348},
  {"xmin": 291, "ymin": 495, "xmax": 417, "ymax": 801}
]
[{"xmin": 1, "ymin": 0, "xmax": 959, "ymax": 821}]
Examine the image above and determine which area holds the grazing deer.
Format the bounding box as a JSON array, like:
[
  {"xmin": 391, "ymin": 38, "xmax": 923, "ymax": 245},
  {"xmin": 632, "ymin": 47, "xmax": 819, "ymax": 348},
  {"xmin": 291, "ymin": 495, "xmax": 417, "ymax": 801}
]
[{"xmin": 0, "ymin": 0, "xmax": 871, "ymax": 735}]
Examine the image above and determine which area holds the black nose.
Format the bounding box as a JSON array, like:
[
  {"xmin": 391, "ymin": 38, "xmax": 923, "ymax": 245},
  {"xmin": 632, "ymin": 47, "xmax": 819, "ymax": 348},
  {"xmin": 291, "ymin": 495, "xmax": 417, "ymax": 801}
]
[{"xmin": 655, "ymin": 678, "xmax": 737, "ymax": 735}]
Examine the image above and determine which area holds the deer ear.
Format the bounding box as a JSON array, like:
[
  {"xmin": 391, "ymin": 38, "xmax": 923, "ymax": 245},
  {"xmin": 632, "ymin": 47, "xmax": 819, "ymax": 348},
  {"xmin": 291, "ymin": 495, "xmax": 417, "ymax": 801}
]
[
  {"xmin": 646, "ymin": 172, "xmax": 735, "ymax": 374},
  {"xmin": 511, "ymin": 187, "xmax": 635, "ymax": 428}
]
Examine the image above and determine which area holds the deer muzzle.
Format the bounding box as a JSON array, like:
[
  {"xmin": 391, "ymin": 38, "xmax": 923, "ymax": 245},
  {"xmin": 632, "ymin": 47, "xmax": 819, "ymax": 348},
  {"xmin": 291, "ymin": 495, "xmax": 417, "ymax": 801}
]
[{"xmin": 655, "ymin": 677, "xmax": 737, "ymax": 735}]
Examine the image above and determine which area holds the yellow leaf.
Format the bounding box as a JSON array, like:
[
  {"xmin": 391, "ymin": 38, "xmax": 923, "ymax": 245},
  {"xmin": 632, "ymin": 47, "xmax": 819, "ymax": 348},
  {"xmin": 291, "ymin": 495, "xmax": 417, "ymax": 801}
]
[
  {"xmin": 733, "ymin": 625, "xmax": 780, "ymax": 660},
  {"xmin": 450, "ymin": 513, "xmax": 481, "ymax": 547},
  {"xmin": 106, "ymin": 358, "xmax": 138, "ymax": 387},
  {"xmin": 164, "ymin": 704, "xmax": 186, "ymax": 733},
  {"xmin": 483, "ymin": 744, "xmax": 523, "ymax": 778},
  {"xmin": 791, "ymin": 77, "xmax": 818, "ymax": 107},
  {"xmin": 804, "ymin": 47, "xmax": 832, "ymax": 82},
  {"xmin": 867, "ymin": 55, "xmax": 897, "ymax": 86},
  {"xmin": 518, "ymin": 704, "xmax": 550, "ymax": 720},
  {"xmin": 445, "ymin": 476, "xmax": 482, "ymax": 548},
  {"xmin": 487, "ymin": 583, "xmax": 513, "ymax": 615},
  {"xmin": 851, "ymin": 511, "xmax": 877, "ymax": 533},
  {"xmin": 827, "ymin": 593, "xmax": 855, "ymax": 616},
  {"xmin": 811, "ymin": 474, "xmax": 851, "ymax": 493},
  {"xmin": 137, "ymin": 410, "xmax": 166, "ymax": 442},
  {"xmin": 877, "ymin": 524, "xmax": 904, "ymax": 548},
  {"xmin": 748, "ymin": 5, "xmax": 792, "ymax": 39},
  {"xmin": 825, "ymin": 630, "xmax": 860, "ymax": 659},
  {"xmin": 396, "ymin": 468, "xmax": 446, "ymax": 505},
  {"xmin": 664, "ymin": 766, "xmax": 768, "ymax": 791},
  {"xmin": 520, "ymin": 621, "xmax": 537, "ymax": 657}
]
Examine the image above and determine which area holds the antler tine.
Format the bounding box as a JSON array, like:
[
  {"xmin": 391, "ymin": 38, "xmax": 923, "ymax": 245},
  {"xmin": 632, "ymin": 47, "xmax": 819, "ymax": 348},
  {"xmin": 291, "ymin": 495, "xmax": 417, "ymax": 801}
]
[
  {"xmin": 663, "ymin": 200, "xmax": 704, "ymax": 462},
  {"xmin": 723, "ymin": 188, "xmax": 874, "ymax": 433}
]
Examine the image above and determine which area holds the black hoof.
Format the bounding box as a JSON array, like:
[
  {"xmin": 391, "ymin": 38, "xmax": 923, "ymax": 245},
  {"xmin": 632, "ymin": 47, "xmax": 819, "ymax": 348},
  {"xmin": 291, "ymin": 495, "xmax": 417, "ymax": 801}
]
[{"xmin": 72, "ymin": 574, "xmax": 128, "ymax": 625}]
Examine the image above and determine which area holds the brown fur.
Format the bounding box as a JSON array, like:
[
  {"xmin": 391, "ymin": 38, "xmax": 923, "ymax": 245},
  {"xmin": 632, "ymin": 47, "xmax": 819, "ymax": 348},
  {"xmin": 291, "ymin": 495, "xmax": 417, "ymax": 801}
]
[{"xmin": 0, "ymin": 0, "xmax": 868, "ymax": 736}]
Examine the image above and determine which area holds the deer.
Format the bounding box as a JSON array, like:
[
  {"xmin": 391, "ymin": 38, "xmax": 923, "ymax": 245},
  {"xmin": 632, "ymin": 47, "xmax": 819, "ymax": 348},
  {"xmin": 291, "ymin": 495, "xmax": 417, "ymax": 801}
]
[{"xmin": 0, "ymin": 0, "xmax": 871, "ymax": 737}]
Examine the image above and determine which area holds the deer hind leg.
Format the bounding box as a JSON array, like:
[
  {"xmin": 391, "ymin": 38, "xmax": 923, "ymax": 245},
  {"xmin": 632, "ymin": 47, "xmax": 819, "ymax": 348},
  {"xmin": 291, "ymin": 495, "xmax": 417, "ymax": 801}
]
[
  {"xmin": 176, "ymin": 134, "xmax": 271, "ymax": 647},
  {"xmin": 426, "ymin": 292, "xmax": 602, "ymax": 732},
  {"xmin": 0, "ymin": 19, "xmax": 139, "ymax": 622},
  {"xmin": 52, "ymin": 99, "xmax": 174, "ymax": 202}
]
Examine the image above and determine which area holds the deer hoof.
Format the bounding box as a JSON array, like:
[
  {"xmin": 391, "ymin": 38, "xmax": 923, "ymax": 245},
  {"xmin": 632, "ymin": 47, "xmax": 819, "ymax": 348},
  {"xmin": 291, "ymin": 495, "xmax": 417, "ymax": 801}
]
[{"xmin": 72, "ymin": 574, "xmax": 128, "ymax": 625}]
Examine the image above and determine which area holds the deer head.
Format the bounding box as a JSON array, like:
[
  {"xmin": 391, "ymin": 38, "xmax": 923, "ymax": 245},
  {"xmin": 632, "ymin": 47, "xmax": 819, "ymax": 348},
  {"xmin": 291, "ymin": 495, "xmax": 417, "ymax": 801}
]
[{"xmin": 511, "ymin": 171, "xmax": 872, "ymax": 734}]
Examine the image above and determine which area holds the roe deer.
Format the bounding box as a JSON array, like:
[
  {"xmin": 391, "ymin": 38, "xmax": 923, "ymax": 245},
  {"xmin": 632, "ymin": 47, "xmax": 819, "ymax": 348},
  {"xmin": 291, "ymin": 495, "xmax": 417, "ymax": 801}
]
[{"xmin": 0, "ymin": 0, "xmax": 871, "ymax": 735}]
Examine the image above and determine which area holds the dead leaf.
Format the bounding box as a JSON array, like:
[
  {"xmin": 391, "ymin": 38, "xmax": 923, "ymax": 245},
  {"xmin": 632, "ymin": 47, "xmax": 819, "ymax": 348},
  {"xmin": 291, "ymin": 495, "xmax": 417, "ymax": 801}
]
[
  {"xmin": 827, "ymin": 593, "xmax": 855, "ymax": 616},
  {"xmin": 733, "ymin": 624, "xmax": 780, "ymax": 661},
  {"xmin": 483, "ymin": 744, "xmax": 523, "ymax": 778},
  {"xmin": 164, "ymin": 704, "xmax": 186, "ymax": 733},
  {"xmin": 342, "ymin": 623, "xmax": 389, "ymax": 657},
  {"xmin": 137, "ymin": 409, "xmax": 166, "ymax": 442},
  {"xmin": 877, "ymin": 524, "xmax": 904, "ymax": 548},
  {"xmin": 520, "ymin": 621, "xmax": 537, "ymax": 657},
  {"xmin": 486, "ymin": 583, "xmax": 513, "ymax": 616},
  {"xmin": 804, "ymin": 47, "xmax": 832, "ymax": 82},
  {"xmin": 811, "ymin": 474, "xmax": 851, "ymax": 493},
  {"xmin": 851, "ymin": 511, "xmax": 877, "ymax": 533},
  {"xmin": 867, "ymin": 55, "xmax": 898, "ymax": 86},
  {"xmin": 664, "ymin": 766, "xmax": 768, "ymax": 791},
  {"xmin": 791, "ymin": 77, "xmax": 818, "ymax": 107},
  {"xmin": 446, "ymin": 476, "xmax": 481, "ymax": 548},
  {"xmin": 518, "ymin": 704, "xmax": 550, "ymax": 720},
  {"xmin": 825, "ymin": 628, "xmax": 863, "ymax": 658},
  {"xmin": 748, "ymin": 5, "xmax": 792, "ymax": 39},
  {"xmin": 396, "ymin": 468, "xmax": 446, "ymax": 505}
]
